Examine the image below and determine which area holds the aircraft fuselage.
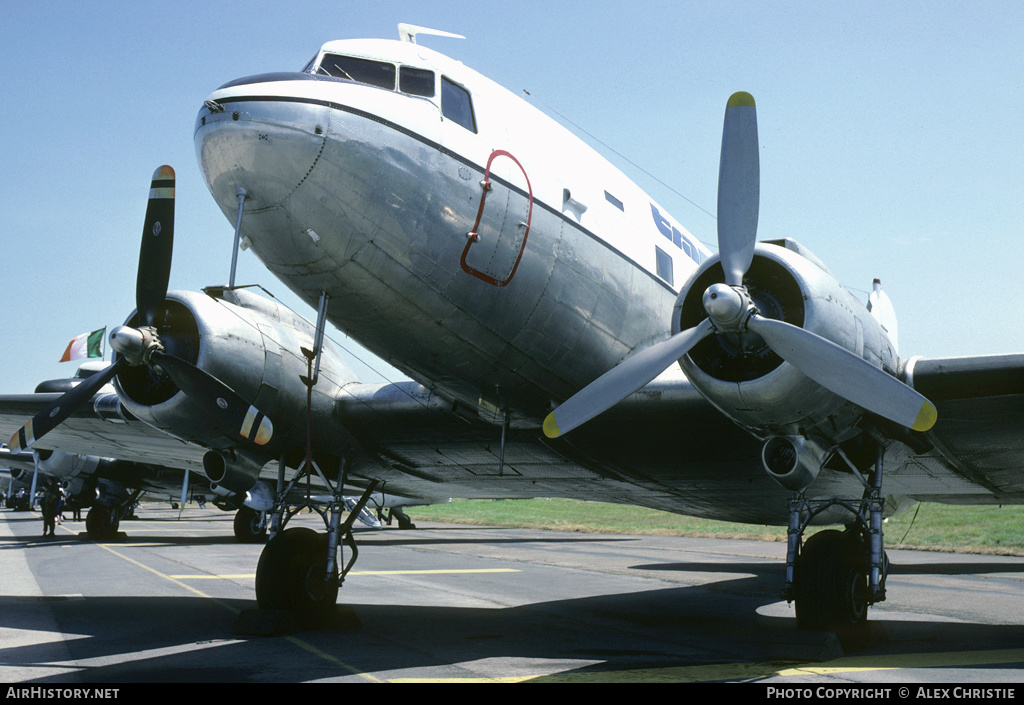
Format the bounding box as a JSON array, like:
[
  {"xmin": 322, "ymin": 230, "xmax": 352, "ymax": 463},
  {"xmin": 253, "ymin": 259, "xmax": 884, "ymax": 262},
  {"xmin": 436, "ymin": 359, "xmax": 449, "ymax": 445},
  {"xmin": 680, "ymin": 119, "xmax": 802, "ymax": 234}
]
[{"xmin": 195, "ymin": 38, "xmax": 709, "ymax": 426}]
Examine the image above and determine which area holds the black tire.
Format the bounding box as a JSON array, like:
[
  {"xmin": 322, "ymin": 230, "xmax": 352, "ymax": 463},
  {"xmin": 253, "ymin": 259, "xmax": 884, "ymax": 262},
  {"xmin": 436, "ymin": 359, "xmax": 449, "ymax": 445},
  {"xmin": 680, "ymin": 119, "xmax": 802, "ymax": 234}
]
[
  {"xmin": 85, "ymin": 507, "xmax": 120, "ymax": 540},
  {"xmin": 794, "ymin": 529, "xmax": 869, "ymax": 630},
  {"xmin": 233, "ymin": 506, "xmax": 267, "ymax": 543},
  {"xmin": 255, "ymin": 527, "xmax": 339, "ymax": 624}
]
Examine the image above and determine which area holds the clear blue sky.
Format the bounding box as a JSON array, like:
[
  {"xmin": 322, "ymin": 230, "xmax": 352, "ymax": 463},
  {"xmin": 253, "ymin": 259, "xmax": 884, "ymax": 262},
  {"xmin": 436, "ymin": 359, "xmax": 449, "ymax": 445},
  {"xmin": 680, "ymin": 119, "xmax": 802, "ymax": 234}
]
[{"xmin": 2, "ymin": 1, "xmax": 1023, "ymax": 393}]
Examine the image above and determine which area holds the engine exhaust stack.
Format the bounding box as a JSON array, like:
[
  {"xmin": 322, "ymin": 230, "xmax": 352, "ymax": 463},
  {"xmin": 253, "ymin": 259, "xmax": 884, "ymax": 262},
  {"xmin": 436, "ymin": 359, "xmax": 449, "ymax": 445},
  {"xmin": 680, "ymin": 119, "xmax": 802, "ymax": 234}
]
[
  {"xmin": 761, "ymin": 436, "xmax": 829, "ymax": 491},
  {"xmin": 202, "ymin": 449, "xmax": 264, "ymax": 495}
]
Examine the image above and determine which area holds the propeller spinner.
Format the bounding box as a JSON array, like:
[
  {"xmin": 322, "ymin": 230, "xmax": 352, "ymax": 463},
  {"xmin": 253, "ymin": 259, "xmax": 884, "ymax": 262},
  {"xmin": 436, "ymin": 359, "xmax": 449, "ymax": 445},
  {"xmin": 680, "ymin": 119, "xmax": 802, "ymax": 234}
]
[
  {"xmin": 8, "ymin": 166, "xmax": 274, "ymax": 452},
  {"xmin": 544, "ymin": 93, "xmax": 937, "ymax": 438}
]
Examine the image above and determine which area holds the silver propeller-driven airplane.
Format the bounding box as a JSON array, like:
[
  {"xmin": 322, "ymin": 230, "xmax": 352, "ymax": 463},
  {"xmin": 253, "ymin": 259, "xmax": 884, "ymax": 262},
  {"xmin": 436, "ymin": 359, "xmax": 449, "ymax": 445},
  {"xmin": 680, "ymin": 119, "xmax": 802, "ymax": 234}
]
[{"xmin": 3, "ymin": 24, "xmax": 1023, "ymax": 631}]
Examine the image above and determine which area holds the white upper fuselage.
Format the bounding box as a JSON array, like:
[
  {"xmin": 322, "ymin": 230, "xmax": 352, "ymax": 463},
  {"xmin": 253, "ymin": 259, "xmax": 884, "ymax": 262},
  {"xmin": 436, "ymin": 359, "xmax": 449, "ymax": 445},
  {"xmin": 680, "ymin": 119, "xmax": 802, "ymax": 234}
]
[{"xmin": 195, "ymin": 36, "xmax": 710, "ymax": 425}]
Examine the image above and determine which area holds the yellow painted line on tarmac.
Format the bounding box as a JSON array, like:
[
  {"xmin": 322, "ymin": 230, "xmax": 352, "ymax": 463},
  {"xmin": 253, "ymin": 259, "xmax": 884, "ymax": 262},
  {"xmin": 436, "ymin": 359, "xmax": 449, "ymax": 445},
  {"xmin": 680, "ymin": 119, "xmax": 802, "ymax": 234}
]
[
  {"xmin": 390, "ymin": 647, "xmax": 1024, "ymax": 683},
  {"xmin": 97, "ymin": 544, "xmax": 222, "ymax": 602},
  {"xmin": 776, "ymin": 647, "xmax": 1024, "ymax": 676},
  {"xmin": 168, "ymin": 574, "xmax": 258, "ymax": 579},
  {"xmin": 355, "ymin": 568, "xmax": 520, "ymax": 575},
  {"xmin": 168, "ymin": 568, "xmax": 520, "ymax": 579},
  {"xmin": 94, "ymin": 542, "xmax": 382, "ymax": 683}
]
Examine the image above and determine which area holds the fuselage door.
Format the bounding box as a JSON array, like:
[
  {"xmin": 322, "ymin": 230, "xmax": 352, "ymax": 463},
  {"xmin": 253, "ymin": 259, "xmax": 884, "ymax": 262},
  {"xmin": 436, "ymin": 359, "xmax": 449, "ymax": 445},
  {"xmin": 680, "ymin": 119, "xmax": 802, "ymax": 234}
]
[{"xmin": 460, "ymin": 149, "xmax": 533, "ymax": 287}]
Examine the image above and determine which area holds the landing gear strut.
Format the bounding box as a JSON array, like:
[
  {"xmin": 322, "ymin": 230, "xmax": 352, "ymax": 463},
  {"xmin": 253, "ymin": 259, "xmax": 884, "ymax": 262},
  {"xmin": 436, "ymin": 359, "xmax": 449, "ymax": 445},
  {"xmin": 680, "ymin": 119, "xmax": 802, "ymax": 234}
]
[
  {"xmin": 785, "ymin": 444, "xmax": 888, "ymax": 631},
  {"xmin": 252, "ymin": 322, "xmax": 380, "ymax": 625},
  {"xmin": 253, "ymin": 459, "xmax": 379, "ymax": 625}
]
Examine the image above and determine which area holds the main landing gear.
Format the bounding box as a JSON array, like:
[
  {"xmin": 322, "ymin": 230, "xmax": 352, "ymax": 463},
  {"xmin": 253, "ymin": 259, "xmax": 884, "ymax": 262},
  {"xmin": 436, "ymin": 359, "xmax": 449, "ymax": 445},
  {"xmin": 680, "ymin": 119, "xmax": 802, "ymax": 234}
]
[
  {"xmin": 85, "ymin": 489, "xmax": 143, "ymax": 540},
  {"xmin": 253, "ymin": 454, "xmax": 379, "ymax": 625},
  {"xmin": 233, "ymin": 505, "xmax": 267, "ymax": 543},
  {"xmin": 785, "ymin": 444, "xmax": 889, "ymax": 633},
  {"xmin": 249, "ymin": 294, "xmax": 381, "ymax": 627}
]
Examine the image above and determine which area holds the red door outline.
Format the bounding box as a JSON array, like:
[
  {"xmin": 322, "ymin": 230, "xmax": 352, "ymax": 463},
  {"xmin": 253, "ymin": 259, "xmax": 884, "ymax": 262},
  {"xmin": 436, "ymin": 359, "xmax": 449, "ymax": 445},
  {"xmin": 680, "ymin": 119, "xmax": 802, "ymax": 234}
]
[{"xmin": 460, "ymin": 149, "xmax": 533, "ymax": 287}]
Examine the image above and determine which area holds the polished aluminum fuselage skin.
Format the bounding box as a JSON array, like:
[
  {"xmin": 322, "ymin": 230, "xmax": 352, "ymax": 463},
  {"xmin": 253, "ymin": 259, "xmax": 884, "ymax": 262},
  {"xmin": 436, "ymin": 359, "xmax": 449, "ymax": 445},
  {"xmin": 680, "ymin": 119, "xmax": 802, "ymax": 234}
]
[{"xmin": 195, "ymin": 39, "xmax": 709, "ymax": 427}]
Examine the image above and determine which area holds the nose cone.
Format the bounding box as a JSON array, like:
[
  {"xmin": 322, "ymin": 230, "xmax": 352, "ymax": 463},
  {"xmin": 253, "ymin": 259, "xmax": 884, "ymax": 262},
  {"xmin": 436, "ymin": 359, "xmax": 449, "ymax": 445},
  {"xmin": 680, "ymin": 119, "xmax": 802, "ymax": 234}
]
[
  {"xmin": 194, "ymin": 79, "xmax": 329, "ymax": 216},
  {"xmin": 703, "ymin": 283, "xmax": 745, "ymax": 325},
  {"xmin": 109, "ymin": 325, "xmax": 149, "ymax": 359}
]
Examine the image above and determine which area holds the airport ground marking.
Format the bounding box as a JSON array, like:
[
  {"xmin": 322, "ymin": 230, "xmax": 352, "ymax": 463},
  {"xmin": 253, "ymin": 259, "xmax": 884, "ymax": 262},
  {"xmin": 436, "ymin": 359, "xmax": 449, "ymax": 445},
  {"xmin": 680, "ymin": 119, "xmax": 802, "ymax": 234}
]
[
  {"xmin": 167, "ymin": 568, "xmax": 521, "ymax": 579},
  {"xmin": 391, "ymin": 647, "xmax": 1024, "ymax": 683},
  {"xmin": 94, "ymin": 542, "xmax": 383, "ymax": 683}
]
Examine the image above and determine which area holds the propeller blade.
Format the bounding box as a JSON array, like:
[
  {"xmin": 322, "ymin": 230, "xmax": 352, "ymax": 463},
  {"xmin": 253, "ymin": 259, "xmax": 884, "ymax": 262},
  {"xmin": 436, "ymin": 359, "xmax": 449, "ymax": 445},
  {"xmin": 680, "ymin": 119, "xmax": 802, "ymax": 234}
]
[
  {"xmin": 746, "ymin": 315, "xmax": 937, "ymax": 431},
  {"xmin": 137, "ymin": 165, "xmax": 175, "ymax": 327},
  {"xmin": 150, "ymin": 351, "xmax": 274, "ymax": 445},
  {"xmin": 544, "ymin": 318, "xmax": 715, "ymax": 438},
  {"xmin": 717, "ymin": 92, "xmax": 759, "ymax": 287},
  {"xmin": 7, "ymin": 359, "xmax": 124, "ymax": 451}
]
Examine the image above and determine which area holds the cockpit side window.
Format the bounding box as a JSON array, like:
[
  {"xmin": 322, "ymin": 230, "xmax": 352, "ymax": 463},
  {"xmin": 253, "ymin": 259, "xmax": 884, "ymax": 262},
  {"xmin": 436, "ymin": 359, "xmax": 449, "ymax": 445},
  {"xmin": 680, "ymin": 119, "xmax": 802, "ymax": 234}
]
[
  {"xmin": 318, "ymin": 54, "xmax": 396, "ymax": 89},
  {"xmin": 441, "ymin": 77, "xmax": 476, "ymax": 133},
  {"xmin": 400, "ymin": 67, "xmax": 435, "ymax": 97},
  {"xmin": 301, "ymin": 54, "xmax": 318, "ymax": 74}
]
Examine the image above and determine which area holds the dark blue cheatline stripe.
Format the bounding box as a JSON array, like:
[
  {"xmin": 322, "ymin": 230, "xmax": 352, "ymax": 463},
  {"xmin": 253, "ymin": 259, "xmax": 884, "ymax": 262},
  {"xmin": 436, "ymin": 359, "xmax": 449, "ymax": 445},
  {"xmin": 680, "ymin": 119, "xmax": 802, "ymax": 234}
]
[{"xmin": 204, "ymin": 92, "xmax": 678, "ymax": 295}]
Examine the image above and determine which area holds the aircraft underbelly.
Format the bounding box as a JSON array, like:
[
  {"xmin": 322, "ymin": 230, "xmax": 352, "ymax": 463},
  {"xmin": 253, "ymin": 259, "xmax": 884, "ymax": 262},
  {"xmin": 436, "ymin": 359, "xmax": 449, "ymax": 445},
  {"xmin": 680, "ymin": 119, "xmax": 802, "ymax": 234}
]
[{"xmin": 198, "ymin": 97, "xmax": 674, "ymax": 421}]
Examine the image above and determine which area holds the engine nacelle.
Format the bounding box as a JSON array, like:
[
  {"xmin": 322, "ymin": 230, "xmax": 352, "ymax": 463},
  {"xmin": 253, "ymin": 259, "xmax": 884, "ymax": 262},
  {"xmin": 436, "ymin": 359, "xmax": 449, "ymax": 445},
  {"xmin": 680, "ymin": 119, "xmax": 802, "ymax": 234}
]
[
  {"xmin": 32, "ymin": 451, "xmax": 100, "ymax": 504},
  {"xmin": 112, "ymin": 287, "xmax": 357, "ymax": 456},
  {"xmin": 674, "ymin": 239, "xmax": 898, "ymax": 442}
]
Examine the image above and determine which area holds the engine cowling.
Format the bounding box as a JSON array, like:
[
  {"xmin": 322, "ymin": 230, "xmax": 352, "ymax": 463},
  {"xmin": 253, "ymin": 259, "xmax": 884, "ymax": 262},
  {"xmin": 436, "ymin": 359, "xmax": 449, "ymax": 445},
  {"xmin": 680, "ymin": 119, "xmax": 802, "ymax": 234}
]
[
  {"xmin": 112, "ymin": 287, "xmax": 357, "ymax": 461},
  {"xmin": 673, "ymin": 239, "xmax": 898, "ymax": 444}
]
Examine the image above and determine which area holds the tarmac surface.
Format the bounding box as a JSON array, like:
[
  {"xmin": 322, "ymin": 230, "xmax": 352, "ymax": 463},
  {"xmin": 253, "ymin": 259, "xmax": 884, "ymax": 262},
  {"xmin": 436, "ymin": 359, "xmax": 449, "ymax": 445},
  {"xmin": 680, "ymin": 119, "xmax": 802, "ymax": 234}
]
[{"xmin": 2, "ymin": 503, "xmax": 1024, "ymax": 684}]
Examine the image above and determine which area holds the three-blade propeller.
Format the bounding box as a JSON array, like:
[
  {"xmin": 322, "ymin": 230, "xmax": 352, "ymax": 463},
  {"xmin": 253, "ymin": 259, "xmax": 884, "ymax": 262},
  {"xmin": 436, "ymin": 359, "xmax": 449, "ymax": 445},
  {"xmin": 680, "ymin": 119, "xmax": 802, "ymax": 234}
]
[
  {"xmin": 544, "ymin": 92, "xmax": 937, "ymax": 439},
  {"xmin": 8, "ymin": 166, "xmax": 273, "ymax": 452}
]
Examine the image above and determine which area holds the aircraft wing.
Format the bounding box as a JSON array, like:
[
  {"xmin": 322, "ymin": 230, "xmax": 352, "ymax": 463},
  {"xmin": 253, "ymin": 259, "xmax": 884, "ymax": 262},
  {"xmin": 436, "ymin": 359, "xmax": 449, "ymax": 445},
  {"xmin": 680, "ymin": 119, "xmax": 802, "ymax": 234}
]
[
  {"xmin": 0, "ymin": 380, "xmax": 789, "ymax": 522},
  {"xmin": 1, "ymin": 354, "xmax": 1022, "ymax": 519},
  {"xmin": 0, "ymin": 393, "xmax": 206, "ymax": 471},
  {"xmin": 0, "ymin": 446, "xmax": 37, "ymax": 474},
  {"xmin": 908, "ymin": 353, "xmax": 1024, "ymax": 503}
]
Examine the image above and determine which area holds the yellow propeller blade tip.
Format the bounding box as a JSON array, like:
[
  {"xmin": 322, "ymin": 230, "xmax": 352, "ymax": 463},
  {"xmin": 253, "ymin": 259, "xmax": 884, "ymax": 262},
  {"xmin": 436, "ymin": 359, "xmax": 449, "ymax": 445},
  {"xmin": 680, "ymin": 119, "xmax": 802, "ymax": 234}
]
[
  {"xmin": 727, "ymin": 92, "xmax": 755, "ymax": 107},
  {"xmin": 912, "ymin": 402, "xmax": 938, "ymax": 432},
  {"xmin": 542, "ymin": 413, "xmax": 562, "ymax": 439}
]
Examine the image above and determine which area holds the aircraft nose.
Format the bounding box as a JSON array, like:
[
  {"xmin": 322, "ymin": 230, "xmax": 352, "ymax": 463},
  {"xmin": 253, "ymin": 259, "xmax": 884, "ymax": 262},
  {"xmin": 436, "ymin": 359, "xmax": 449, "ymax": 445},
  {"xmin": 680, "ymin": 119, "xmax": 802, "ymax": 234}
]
[{"xmin": 194, "ymin": 93, "xmax": 329, "ymax": 214}]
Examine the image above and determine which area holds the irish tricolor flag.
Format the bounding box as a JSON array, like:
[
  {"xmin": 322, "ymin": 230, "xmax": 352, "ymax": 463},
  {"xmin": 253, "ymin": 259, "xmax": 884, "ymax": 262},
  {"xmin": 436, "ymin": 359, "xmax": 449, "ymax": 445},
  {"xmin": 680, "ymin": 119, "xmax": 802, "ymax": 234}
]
[{"xmin": 59, "ymin": 328, "xmax": 105, "ymax": 362}]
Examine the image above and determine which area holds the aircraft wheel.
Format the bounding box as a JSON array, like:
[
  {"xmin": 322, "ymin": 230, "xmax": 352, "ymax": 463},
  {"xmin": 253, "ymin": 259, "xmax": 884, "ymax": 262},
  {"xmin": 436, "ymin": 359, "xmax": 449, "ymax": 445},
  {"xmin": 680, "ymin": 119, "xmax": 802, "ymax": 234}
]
[
  {"xmin": 255, "ymin": 527, "xmax": 338, "ymax": 624},
  {"xmin": 793, "ymin": 529, "xmax": 869, "ymax": 631},
  {"xmin": 233, "ymin": 506, "xmax": 267, "ymax": 543},
  {"xmin": 85, "ymin": 507, "xmax": 120, "ymax": 540}
]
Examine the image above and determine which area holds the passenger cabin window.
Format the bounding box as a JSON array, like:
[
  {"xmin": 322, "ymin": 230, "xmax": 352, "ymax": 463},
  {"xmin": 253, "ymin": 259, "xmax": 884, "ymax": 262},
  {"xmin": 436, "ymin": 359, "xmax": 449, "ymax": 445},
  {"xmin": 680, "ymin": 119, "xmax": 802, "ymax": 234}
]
[
  {"xmin": 655, "ymin": 247, "xmax": 674, "ymax": 286},
  {"xmin": 604, "ymin": 191, "xmax": 624, "ymax": 211},
  {"xmin": 400, "ymin": 67, "xmax": 435, "ymax": 97},
  {"xmin": 318, "ymin": 54, "xmax": 395, "ymax": 89},
  {"xmin": 441, "ymin": 77, "xmax": 477, "ymax": 132}
]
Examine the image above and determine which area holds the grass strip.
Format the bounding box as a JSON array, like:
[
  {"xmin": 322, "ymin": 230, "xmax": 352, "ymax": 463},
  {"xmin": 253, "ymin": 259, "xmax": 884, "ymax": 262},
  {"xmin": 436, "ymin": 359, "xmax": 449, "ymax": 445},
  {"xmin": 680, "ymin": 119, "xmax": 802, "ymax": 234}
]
[{"xmin": 406, "ymin": 498, "xmax": 1024, "ymax": 556}]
